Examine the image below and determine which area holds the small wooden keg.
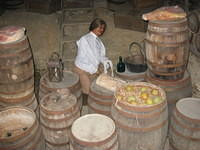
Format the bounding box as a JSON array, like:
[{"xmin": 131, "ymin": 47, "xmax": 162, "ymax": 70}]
[
  {"xmin": 70, "ymin": 114, "xmax": 119, "ymax": 150},
  {"xmin": 169, "ymin": 98, "xmax": 200, "ymax": 150},
  {"xmin": 40, "ymin": 92, "xmax": 80, "ymax": 150},
  {"xmin": 0, "ymin": 106, "xmax": 45, "ymax": 150},
  {"xmin": 111, "ymin": 82, "xmax": 168, "ymax": 150}
]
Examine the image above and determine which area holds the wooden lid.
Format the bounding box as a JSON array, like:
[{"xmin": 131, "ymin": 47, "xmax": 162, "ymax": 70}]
[
  {"xmin": 71, "ymin": 114, "xmax": 115, "ymax": 143},
  {"xmin": 176, "ymin": 97, "xmax": 200, "ymax": 120},
  {"xmin": 0, "ymin": 106, "xmax": 35, "ymax": 140}
]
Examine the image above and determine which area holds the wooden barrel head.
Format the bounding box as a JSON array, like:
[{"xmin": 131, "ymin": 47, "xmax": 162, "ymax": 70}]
[
  {"xmin": 71, "ymin": 114, "xmax": 115, "ymax": 144},
  {"xmin": 176, "ymin": 98, "xmax": 200, "ymax": 120}
]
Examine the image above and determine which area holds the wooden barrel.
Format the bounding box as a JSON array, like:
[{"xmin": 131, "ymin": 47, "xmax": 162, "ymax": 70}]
[
  {"xmin": 70, "ymin": 114, "xmax": 119, "ymax": 150},
  {"xmin": 169, "ymin": 97, "xmax": 200, "ymax": 150},
  {"xmin": 145, "ymin": 70, "xmax": 192, "ymax": 117},
  {"xmin": 88, "ymin": 80, "xmax": 114, "ymax": 117},
  {"xmin": 0, "ymin": 106, "xmax": 45, "ymax": 150},
  {"xmin": 111, "ymin": 82, "xmax": 168, "ymax": 150},
  {"xmin": 0, "ymin": 36, "xmax": 35, "ymax": 103},
  {"xmin": 145, "ymin": 18, "xmax": 189, "ymax": 80},
  {"xmin": 188, "ymin": 9, "xmax": 200, "ymax": 34},
  {"xmin": 39, "ymin": 70, "xmax": 82, "ymax": 107},
  {"xmin": 40, "ymin": 92, "xmax": 80, "ymax": 150}
]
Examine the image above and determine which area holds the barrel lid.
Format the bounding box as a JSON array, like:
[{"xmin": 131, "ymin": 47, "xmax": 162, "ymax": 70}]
[
  {"xmin": 71, "ymin": 114, "xmax": 115, "ymax": 143},
  {"xmin": 176, "ymin": 98, "xmax": 200, "ymax": 120},
  {"xmin": 0, "ymin": 106, "xmax": 35, "ymax": 140}
]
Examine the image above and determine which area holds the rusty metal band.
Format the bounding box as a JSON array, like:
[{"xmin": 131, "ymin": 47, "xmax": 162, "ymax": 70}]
[
  {"xmin": 145, "ymin": 72, "xmax": 190, "ymax": 86},
  {"xmin": 147, "ymin": 29, "xmax": 188, "ymax": 36},
  {"xmin": 0, "ymin": 46, "xmax": 30, "ymax": 58},
  {"xmin": 0, "ymin": 55, "xmax": 33, "ymax": 69},
  {"xmin": 115, "ymin": 119, "xmax": 168, "ymax": 132},
  {"xmin": 45, "ymin": 139, "xmax": 69, "ymax": 146},
  {"xmin": 40, "ymin": 121, "xmax": 70, "ymax": 131},
  {"xmin": 116, "ymin": 72, "xmax": 145, "ymax": 80},
  {"xmin": 148, "ymin": 68, "xmax": 185, "ymax": 76},
  {"xmin": 175, "ymin": 107, "xmax": 200, "ymax": 123},
  {"xmin": 71, "ymin": 136, "xmax": 118, "ymax": 150},
  {"xmin": 70, "ymin": 129, "xmax": 117, "ymax": 147},
  {"xmin": 114, "ymin": 98, "xmax": 166, "ymax": 112},
  {"xmin": 147, "ymin": 61, "xmax": 185, "ymax": 68},
  {"xmin": 87, "ymin": 102, "xmax": 110, "ymax": 116},
  {"xmin": 171, "ymin": 114, "xmax": 200, "ymax": 131},
  {"xmin": 40, "ymin": 99, "xmax": 79, "ymax": 115},
  {"xmin": 89, "ymin": 88, "xmax": 113, "ymax": 100},
  {"xmin": 113, "ymin": 103, "xmax": 167, "ymax": 119},
  {"xmin": 145, "ymin": 38, "xmax": 188, "ymax": 47},
  {"xmin": 40, "ymin": 106, "xmax": 80, "ymax": 122},
  {"xmin": 0, "ymin": 36, "xmax": 28, "ymax": 49},
  {"xmin": 88, "ymin": 95, "xmax": 112, "ymax": 106},
  {"xmin": 149, "ymin": 19, "xmax": 187, "ymax": 27},
  {"xmin": 170, "ymin": 125, "xmax": 200, "ymax": 141}
]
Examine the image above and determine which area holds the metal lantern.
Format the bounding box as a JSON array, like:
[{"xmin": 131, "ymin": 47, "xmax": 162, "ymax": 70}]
[{"xmin": 47, "ymin": 52, "xmax": 64, "ymax": 82}]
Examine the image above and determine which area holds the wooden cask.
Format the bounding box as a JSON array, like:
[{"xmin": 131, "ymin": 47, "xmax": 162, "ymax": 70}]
[
  {"xmin": 40, "ymin": 92, "xmax": 80, "ymax": 150},
  {"xmin": 70, "ymin": 114, "xmax": 119, "ymax": 150},
  {"xmin": 88, "ymin": 80, "xmax": 114, "ymax": 117},
  {"xmin": 169, "ymin": 98, "xmax": 200, "ymax": 150},
  {"xmin": 0, "ymin": 106, "xmax": 45, "ymax": 150},
  {"xmin": 111, "ymin": 82, "xmax": 168, "ymax": 150},
  {"xmin": 39, "ymin": 70, "xmax": 82, "ymax": 107},
  {"xmin": 145, "ymin": 18, "xmax": 189, "ymax": 80}
]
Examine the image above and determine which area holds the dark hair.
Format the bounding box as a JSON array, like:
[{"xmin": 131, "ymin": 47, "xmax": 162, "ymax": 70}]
[{"xmin": 89, "ymin": 18, "xmax": 107, "ymax": 31}]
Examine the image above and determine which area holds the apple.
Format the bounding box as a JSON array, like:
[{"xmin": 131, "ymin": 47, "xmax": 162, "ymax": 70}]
[
  {"xmin": 151, "ymin": 89, "xmax": 159, "ymax": 96},
  {"xmin": 153, "ymin": 96, "xmax": 162, "ymax": 104}
]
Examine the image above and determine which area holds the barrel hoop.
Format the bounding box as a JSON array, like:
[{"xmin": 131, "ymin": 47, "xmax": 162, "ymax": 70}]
[
  {"xmin": 45, "ymin": 139, "xmax": 69, "ymax": 146},
  {"xmin": 115, "ymin": 118, "xmax": 167, "ymax": 132},
  {"xmin": 116, "ymin": 72, "xmax": 145, "ymax": 80},
  {"xmin": 87, "ymin": 102, "xmax": 110, "ymax": 115},
  {"xmin": 40, "ymin": 105, "xmax": 80, "ymax": 122},
  {"xmin": 148, "ymin": 68, "xmax": 185, "ymax": 76},
  {"xmin": 113, "ymin": 103, "xmax": 167, "ymax": 119},
  {"xmin": 162, "ymin": 83, "xmax": 190, "ymax": 92},
  {"xmin": 0, "ymin": 55, "xmax": 33, "ymax": 69},
  {"xmin": 114, "ymin": 99, "xmax": 166, "ymax": 112},
  {"xmin": 89, "ymin": 88, "xmax": 113, "ymax": 100},
  {"xmin": 171, "ymin": 114, "xmax": 200, "ymax": 131},
  {"xmin": 70, "ymin": 129, "xmax": 117, "ymax": 147},
  {"xmin": 147, "ymin": 61, "xmax": 185, "ymax": 68},
  {"xmin": 0, "ymin": 36, "xmax": 28, "ymax": 49},
  {"xmin": 149, "ymin": 20, "xmax": 187, "ymax": 27},
  {"xmin": 145, "ymin": 72, "xmax": 190, "ymax": 86},
  {"xmin": 170, "ymin": 125, "xmax": 200, "ymax": 141},
  {"xmin": 145, "ymin": 38, "xmax": 188, "ymax": 47},
  {"xmin": 88, "ymin": 95, "xmax": 112, "ymax": 106},
  {"xmin": 175, "ymin": 107, "xmax": 200, "ymax": 123},
  {"xmin": 0, "ymin": 46, "xmax": 30, "ymax": 58},
  {"xmin": 40, "ymin": 121, "xmax": 70, "ymax": 131},
  {"xmin": 147, "ymin": 29, "xmax": 188, "ymax": 36}
]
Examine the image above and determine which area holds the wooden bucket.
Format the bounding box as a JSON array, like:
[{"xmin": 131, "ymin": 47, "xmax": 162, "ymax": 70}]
[
  {"xmin": 70, "ymin": 114, "xmax": 119, "ymax": 150},
  {"xmin": 111, "ymin": 82, "xmax": 168, "ymax": 150},
  {"xmin": 145, "ymin": 70, "xmax": 192, "ymax": 117},
  {"xmin": 145, "ymin": 18, "xmax": 189, "ymax": 80},
  {"xmin": 88, "ymin": 80, "xmax": 114, "ymax": 117},
  {"xmin": 0, "ymin": 106, "xmax": 45, "ymax": 150},
  {"xmin": 40, "ymin": 92, "xmax": 80, "ymax": 150},
  {"xmin": 0, "ymin": 36, "xmax": 35, "ymax": 103},
  {"xmin": 169, "ymin": 98, "xmax": 200, "ymax": 150},
  {"xmin": 39, "ymin": 70, "xmax": 82, "ymax": 107}
]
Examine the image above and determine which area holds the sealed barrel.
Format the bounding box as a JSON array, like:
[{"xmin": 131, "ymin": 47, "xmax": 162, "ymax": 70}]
[
  {"xmin": 145, "ymin": 18, "xmax": 189, "ymax": 80},
  {"xmin": 111, "ymin": 82, "xmax": 168, "ymax": 150},
  {"xmin": 70, "ymin": 114, "xmax": 119, "ymax": 150},
  {"xmin": 39, "ymin": 70, "xmax": 82, "ymax": 107},
  {"xmin": 169, "ymin": 98, "xmax": 200, "ymax": 150},
  {"xmin": 88, "ymin": 80, "xmax": 114, "ymax": 117},
  {"xmin": 0, "ymin": 106, "xmax": 45, "ymax": 150},
  {"xmin": 40, "ymin": 92, "xmax": 80, "ymax": 150}
]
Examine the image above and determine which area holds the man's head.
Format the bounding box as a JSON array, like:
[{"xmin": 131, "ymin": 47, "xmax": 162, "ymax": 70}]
[{"xmin": 89, "ymin": 18, "xmax": 106, "ymax": 36}]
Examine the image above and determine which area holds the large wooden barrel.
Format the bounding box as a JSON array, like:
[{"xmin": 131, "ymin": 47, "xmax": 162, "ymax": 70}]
[
  {"xmin": 39, "ymin": 70, "xmax": 82, "ymax": 107},
  {"xmin": 0, "ymin": 106, "xmax": 45, "ymax": 150},
  {"xmin": 169, "ymin": 97, "xmax": 200, "ymax": 150},
  {"xmin": 111, "ymin": 82, "xmax": 168, "ymax": 150},
  {"xmin": 145, "ymin": 18, "xmax": 189, "ymax": 80},
  {"xmin": 40, "ymin": 92, "xmax": 80, "ymax": 150},
  {"xmin": 70, "ymin": 114, "xmax": 119, "ymax": 150},
  {"xmin": 88, "ymin": 80, "xmax": 114, "ymax": 117},
  {"xmin": 145, "ymin": 70, "xmax": 192, "ymax": 117}
]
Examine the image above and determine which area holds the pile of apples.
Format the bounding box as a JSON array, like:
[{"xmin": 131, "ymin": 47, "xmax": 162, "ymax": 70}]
[{"xmin": 115, "ymin": 84, "xmax": 163, "ymax": 105}]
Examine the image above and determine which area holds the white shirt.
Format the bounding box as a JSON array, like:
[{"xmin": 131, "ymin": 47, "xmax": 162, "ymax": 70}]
[{"xmin": 75, "ymin": 32, "xmax": 108, "ymax": 74}]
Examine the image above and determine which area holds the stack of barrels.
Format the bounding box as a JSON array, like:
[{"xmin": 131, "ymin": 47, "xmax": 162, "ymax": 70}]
[{"xmin": 144, "ymin": 17, "xmax": 192, "ymax": 115}]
